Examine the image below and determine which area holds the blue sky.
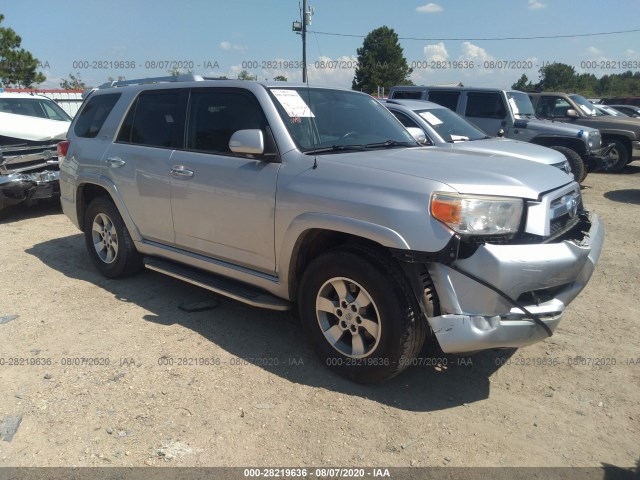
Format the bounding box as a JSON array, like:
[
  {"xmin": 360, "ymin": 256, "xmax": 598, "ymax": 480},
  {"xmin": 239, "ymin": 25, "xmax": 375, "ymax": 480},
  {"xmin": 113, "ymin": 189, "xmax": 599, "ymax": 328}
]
[{"xmin": 3, "ymin": 0, "xmax": 640, "ymax": 90}]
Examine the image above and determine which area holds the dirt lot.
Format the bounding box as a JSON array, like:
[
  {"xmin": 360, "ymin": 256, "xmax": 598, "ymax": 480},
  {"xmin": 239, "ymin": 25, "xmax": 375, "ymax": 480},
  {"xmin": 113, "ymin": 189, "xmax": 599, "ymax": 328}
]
[{"xmin": 0, "ymin": 166, "xmax": 638, "ymax": 470}]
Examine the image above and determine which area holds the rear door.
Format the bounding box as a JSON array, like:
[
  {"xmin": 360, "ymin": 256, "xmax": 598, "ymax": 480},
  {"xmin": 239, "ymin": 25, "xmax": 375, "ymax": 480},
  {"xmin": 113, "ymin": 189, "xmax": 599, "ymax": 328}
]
[{"xmin": 103, "ymin": 89, "xmax": 187, "ymax": 245}]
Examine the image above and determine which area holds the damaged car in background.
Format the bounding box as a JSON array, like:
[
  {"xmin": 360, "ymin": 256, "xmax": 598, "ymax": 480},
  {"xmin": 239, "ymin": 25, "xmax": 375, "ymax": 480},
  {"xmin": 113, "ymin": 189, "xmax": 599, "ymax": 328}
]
[{"xmin": 0, "ymin": 92, "xmax": 72, "ymax": 215}]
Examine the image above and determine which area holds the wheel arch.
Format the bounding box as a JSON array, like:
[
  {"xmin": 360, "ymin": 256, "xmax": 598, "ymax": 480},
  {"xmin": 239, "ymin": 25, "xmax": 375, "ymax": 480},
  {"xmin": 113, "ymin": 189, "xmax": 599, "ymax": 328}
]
[
  {"xmin": 280, "ymin": 214, "xmax": 411, "ymax": 301},
  {"xmin": 529, "ymin": 135, "xmax": 586, "ymax": 156},
  {"xmin": 75, "ymin": 176, "xmax": 141, "ymax": 241}
]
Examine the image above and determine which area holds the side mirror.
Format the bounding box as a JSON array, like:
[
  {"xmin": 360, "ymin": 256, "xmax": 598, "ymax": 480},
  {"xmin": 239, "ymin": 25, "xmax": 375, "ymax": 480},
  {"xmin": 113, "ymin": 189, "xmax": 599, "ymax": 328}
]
[
  {"xmin": 406, "ymin": 127, "xmax": 428, "ymax": 145},
  {"xmin": 566, "ymin": 109, "xmax": 579, "ymax": 118},
  {"xmin": 229, "ymin": 129, "xmax": 264, "ymax": 155},
  {"xmin": 513, "ymin": 119, "xmax": 528, "ymax": 129},
  {"xmin": 497, "ymin": 129, "xmax": 505, "ymax": 137}
]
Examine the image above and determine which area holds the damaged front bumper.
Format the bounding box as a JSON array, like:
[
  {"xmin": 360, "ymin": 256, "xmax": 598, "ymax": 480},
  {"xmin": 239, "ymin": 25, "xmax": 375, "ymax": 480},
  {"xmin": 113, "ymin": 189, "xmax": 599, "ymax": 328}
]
[
  {"xmin": 1, "ymin": 143, "xmax": 61, "ymax": 208},
  {"xmin": 584, "ymin": 144, "xmax": 615, "ymax": 171},
  {"xmin": 0, "ymin": 170, "xmax": 60, "ymax": 206},
  {"xmin": 426, "ymin": 213, "xmax": 604, "ymax": 353}
]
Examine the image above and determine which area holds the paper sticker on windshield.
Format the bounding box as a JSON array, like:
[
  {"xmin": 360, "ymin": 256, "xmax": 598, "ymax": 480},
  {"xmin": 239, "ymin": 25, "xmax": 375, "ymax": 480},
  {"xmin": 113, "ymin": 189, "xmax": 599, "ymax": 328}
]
[
  {"xmin": 418, "ymin": 111, "xmax": 443, "ymax": 125},
  {"xmin": 271, "ymin": 89, "xmax": 315, "ymax": 118},
  {"xmin": 579, "ymin": 104, "xmax": 594, "ymax": 115}
]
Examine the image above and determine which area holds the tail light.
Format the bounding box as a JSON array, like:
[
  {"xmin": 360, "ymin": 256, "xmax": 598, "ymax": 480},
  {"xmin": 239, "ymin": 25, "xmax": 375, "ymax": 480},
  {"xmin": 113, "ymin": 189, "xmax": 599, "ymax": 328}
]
[{"xmin": 57, "ymin": 140, "xmax": 70, "ymax": 157}]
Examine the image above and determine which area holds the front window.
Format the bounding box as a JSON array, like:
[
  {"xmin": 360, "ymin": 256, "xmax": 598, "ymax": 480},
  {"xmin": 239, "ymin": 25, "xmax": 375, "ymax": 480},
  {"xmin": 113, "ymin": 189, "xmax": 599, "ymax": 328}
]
[
  {"xmin": 415, "ymin": 108, "xmax": 486, "ymax": 142},
  {"xmin": 506, "ymin": 92, "xmax": 535, "ymax": 116},
  {"xmin": 569, "ymin": 95, "xmax": 598, "ymax": 116},
  {"xmin": 268, "ymin": 87, "xmax": 416, "ymax": 152}
]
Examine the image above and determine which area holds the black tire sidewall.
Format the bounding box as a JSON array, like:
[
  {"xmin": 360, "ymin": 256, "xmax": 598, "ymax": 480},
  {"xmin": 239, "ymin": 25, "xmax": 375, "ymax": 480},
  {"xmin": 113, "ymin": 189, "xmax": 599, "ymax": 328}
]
[
  {"xmin": 298, "ymin": 250, "xmax": 416, "ymax": 383},
  {"xmin": 602, "ymin": 139, "xmax": 629, "ymax": 173},
  {"xmin": 550, "ymin": 146, "xmax": 587, "ymax": 183}
]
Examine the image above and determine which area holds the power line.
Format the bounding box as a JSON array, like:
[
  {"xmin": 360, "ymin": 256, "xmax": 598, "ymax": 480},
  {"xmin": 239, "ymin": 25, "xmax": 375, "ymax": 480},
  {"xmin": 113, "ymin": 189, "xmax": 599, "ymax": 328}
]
[{"xmin": 308, "ymin": 28, "xmax": 640, "ymax": 42}]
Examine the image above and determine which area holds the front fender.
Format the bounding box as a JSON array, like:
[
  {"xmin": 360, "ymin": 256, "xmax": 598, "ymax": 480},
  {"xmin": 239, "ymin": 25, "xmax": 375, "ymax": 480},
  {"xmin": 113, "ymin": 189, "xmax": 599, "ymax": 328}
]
[{"xmin": 277, "ymin": 212, "xmax": 410, "ymax": 289}]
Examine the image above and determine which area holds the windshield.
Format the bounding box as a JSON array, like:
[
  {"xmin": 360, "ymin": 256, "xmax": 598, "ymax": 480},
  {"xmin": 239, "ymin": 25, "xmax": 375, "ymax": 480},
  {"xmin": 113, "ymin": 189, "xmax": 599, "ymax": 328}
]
[
  {"xmin": 506, "ymin": 91, "xmax": 535, "ymax": 116},
  {"xmin": 594, "ymin": 105, "xmax": 626, "ymax": 116},
  {"xmin": 569, "ymin": 95, "xmax": 598, "ymax": 116},
  {"xmin": 0, "ymin": 97, "xmax": 72, "ymax": 121},
  {"xmin": 269, "ymin": 87, "xmax": 416, "ymax": 152},
  {"xmin": 415, "ymin": 107, "xmax": 487, "ymax": 142}
]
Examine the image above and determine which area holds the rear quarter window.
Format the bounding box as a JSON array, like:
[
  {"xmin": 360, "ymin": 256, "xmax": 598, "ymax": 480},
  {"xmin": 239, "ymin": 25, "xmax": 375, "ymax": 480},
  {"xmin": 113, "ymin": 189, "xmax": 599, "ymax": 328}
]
[{"xmin": 74, "ymin": 93, "xmax": 121, "ymax": 138}]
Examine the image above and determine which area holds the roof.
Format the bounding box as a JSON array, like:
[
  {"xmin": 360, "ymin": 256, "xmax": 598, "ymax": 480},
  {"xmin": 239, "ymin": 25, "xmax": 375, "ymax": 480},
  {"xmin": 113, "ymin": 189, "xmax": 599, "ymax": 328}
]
[{"xmin": 381, "ymin": 99, "xmax": 444, "ymax": 110}]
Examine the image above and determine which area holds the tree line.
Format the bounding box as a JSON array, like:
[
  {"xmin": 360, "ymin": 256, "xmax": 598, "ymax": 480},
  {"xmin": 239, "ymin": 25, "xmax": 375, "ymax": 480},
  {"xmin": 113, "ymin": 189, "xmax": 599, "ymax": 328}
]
[{"xmin": 511, "ymin": 63, "xmax": 640, "ymax": 97}]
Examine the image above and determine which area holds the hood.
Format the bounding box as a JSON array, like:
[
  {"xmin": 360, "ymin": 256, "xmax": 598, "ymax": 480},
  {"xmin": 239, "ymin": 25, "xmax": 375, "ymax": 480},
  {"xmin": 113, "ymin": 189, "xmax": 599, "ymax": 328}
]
[
  {"xmin": 0, "ymin": 112, "xmax": 70, "ymax": 142},
  {"xmin": 446, "ymin": 138, "xmax": 565, "ymax": 166},
  {"xmin": 523, "ymin": 117, "xmax": 599, "ymax": 135},
  {"xmin": 317, "ymin": 147, "xmax": 572, "ymax": 200},
  {"xmin": 575, "ymin": 116, "xmax": 640, "ymax": 134}
]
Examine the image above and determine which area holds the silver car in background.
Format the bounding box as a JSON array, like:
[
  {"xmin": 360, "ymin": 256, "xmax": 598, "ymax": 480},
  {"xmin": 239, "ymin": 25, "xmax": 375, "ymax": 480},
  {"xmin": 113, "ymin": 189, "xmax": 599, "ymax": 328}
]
[{"xmin": 382, "ymin": 99, "xmax": 573, "ymax": 179}]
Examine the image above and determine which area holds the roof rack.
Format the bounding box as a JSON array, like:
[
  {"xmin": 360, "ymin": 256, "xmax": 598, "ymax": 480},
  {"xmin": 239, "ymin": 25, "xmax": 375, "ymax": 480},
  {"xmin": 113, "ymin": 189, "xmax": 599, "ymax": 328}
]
[{"xmin": 97, "ymin": 74, "xmax": 230, "ymax": 89}]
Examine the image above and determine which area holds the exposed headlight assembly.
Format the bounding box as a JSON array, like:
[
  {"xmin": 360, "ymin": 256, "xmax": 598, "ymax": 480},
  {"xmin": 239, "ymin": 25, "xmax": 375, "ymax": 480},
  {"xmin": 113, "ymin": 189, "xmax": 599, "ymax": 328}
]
[{"xmin": 431, "ymin": 193, "xmax": 523, "ymax": 236}]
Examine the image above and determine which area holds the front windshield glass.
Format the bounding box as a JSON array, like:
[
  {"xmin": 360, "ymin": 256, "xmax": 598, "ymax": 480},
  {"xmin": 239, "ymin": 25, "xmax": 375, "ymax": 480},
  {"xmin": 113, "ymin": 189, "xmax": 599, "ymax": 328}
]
[
  {"xmin": 569, "ymin": 94, "xmax": 598, "ymax": 116},
  {"xmin": 415, "ymin": 107, "xmax": 486, "ymax": 142},
  {"xmin": 268, "ymin": 87, "xmax": 416, "ymax": 152},
  {"xmin": 0, "ymin": 97, "xmax": 72, "ymax": 121},
  {"xmin": 506, "ymin": 91, "xmax": 535, "ymax": 116}
]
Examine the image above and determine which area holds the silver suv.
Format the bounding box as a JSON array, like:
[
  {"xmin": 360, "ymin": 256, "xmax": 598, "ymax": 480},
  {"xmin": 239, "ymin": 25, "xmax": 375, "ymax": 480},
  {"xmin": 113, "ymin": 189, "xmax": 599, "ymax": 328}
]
[
  {"xmin": 388, "ymin": 86, "xmax": 612, "ymax": 183},
  {"xmin": 59, "ymin": 75, "xmax": 604, "ymax": 383}
]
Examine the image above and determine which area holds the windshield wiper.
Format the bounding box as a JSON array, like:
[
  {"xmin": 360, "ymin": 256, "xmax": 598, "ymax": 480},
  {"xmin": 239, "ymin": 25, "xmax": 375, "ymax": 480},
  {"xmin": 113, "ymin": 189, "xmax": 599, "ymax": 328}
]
[
  {"xmin": 364, "ymin": 140, "xmax": 414, "ymax": 148},
  {"xmin": 514, "ymin": 112, "xmax": 533, "ymax": 117},
  {"xmin": 305, "ymin": 144, "xmax": 366, "ymax": 154}
]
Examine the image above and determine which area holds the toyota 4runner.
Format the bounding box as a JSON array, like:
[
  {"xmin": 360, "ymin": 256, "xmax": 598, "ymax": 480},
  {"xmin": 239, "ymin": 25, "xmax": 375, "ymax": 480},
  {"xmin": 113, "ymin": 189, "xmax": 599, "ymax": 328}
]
[{"xmin": 59, "ymin": 75, "xmax": 604, "ymax": 383}]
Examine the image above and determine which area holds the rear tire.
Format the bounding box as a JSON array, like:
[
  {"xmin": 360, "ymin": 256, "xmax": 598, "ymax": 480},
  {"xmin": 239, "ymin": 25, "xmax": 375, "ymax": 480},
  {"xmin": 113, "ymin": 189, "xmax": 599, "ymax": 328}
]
[
  {"xmin": 298, "ymin": 245, "xmax": 428, "ymax": 383},
  {"xmin": 600, "ymin": 139, "xmax": 629, "ymax": 173},
  {"xmin": 84, "ymin": 197, "xmax": 142, "ymax": 278},
  {"xmin": 550, "ymin": 146, "xmax": 587, "ymax": 183}
]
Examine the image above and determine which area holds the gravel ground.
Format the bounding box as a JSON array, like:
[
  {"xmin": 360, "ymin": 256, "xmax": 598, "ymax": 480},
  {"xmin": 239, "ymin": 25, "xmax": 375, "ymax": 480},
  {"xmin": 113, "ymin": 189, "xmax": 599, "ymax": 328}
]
[{"xmin": 0, "ymin": 166, "xmax": 638, "ymax": 470}]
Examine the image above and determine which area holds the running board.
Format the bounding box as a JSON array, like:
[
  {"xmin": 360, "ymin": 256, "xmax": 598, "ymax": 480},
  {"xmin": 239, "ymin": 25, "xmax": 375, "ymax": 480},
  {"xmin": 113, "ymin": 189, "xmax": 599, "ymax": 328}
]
[{"xmin": 143, "ymin": 257, "xmax": 292, "ymax": 311}]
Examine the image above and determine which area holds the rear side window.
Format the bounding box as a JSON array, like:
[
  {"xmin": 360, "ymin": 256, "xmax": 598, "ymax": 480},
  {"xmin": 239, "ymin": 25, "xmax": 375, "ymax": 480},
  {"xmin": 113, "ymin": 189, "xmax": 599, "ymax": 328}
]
[
  {"xmin": 74, "ymin": 93, "xmax": 121, "ymax": 138},
  {"xmin": 427, "ymin": 91, "xmax": 460, "ymax": 111},
  {"xmin": 391, "ymin": 91, "xmax": 422, "ymax": 100},
  {"xmin": 465, "ymin": 93, "xmax": 506, "ymax": 118},
  {"xmin": 185, "ymin": 90, "xmax": 266, "ymax": 154},
  {"xmin": 117, "ymin": 90, "xmax": 186, "ymax": 148},
  {"xmin": 390, "ymin": 110, "xmax": 420, "ymax": 129}
]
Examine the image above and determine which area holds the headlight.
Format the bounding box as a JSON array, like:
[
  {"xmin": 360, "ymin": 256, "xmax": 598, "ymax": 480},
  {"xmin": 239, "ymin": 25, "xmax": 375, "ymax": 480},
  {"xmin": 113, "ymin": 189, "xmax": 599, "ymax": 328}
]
[{"xmin": 430, "ymin": 193, "xmax": 523, "ymax": 236}]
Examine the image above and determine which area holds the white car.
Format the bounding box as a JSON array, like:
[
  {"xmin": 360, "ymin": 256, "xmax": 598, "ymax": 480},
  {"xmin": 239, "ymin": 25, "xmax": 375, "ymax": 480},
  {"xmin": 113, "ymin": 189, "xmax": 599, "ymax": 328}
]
[{"xmin": 0, "ymin": 92, "xmax": 72, "ymax": 214}]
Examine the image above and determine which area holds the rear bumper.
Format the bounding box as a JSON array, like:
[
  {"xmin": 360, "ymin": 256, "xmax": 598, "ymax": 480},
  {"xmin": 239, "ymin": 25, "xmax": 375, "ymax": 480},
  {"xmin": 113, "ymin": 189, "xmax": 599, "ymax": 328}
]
[{"xmin": 426, "ymin": 213, "xmax": 604, "ymax": 353}]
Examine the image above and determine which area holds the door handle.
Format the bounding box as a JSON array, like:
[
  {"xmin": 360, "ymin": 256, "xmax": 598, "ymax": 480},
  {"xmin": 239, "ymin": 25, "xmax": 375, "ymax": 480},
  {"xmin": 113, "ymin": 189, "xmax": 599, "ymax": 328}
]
[
  {"xmin": 105, "ymin": 157, "xmax": 126, "ymax": 168},
  {"xmin": 171, "ymin": 166, "xmax": 194, "ymax": 178},
  {"xmin": 105, "ymin": 157, "xmax": 125, "ymax": 167}
]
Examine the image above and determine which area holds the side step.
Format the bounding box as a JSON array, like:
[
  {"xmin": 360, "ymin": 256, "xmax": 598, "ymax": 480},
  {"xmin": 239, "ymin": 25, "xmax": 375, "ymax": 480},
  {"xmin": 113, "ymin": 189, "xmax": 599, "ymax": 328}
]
[{"xmin": 143, "ymin": 257, "xmax": 292, "ymax": 311}]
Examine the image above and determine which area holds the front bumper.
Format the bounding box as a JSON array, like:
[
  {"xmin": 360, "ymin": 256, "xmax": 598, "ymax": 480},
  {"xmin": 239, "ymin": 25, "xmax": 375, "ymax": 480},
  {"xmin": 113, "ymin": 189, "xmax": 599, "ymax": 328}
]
[
  {"xmin": 426, "ymin": 213, "xmax": 604, "ymax": 353},
  {"xmin": 583, "ymin": 144, "xmax": 615, "ymax": 171},
  {"xmin": 0, "ymin": 170, "xmax": 60, "ymax": 206},
  {"xmin": 632, "ymin": 140, "xmax": 640, "ymax": 159}
]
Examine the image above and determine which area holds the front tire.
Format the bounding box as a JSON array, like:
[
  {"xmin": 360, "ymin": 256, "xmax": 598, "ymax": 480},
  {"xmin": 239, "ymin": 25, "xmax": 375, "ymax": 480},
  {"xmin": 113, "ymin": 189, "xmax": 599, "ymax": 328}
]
[
  {"xmin": 550, "ymin": 146, "xmax": 587, "ymax": 183},
  {"xmin": 298, "ymin": 245, "xmax": 427, "ymax": 383},
  {"xmin": 84, "ymin": 197, "xmax": 142, "ymax": 278},
  {"xmin": 600, "ymin": 139, "xmax": 629, "ymax": 173}
]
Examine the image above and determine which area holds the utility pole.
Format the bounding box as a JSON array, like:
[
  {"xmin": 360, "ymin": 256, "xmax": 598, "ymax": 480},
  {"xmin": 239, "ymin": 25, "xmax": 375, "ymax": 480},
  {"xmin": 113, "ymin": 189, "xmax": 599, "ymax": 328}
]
[
  {"xmin": 292, "ymin": 2, "xmax": 313, "ymax": 83},
  {"xmin": 302, "ymin": 0, "xmax": 307, "ymax": 83}
]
